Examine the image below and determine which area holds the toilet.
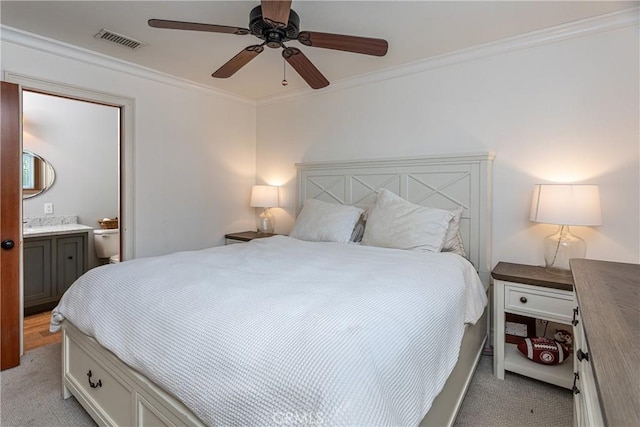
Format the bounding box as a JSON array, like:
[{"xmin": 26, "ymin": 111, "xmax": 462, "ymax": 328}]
[{"xmin": 93, "ymin": 228, "xmax": 120, "ymax": 263}]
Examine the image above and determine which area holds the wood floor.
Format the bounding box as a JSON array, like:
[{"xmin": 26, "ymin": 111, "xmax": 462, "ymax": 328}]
[{"xmin": 24, "ymin": 311, "xmax": 60, "ymax": 352}]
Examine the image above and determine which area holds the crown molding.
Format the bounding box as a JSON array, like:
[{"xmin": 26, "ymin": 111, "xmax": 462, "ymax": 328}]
[
  {"xmin": 0, "ymin": 25, "xmax": 255, "ymax": 105},
  {"xmin": 257, "ymin": 7, "xmax": 639, "ymax": 106}
]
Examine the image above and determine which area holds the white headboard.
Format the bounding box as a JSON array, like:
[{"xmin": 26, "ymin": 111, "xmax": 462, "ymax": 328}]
[{"xmin": 296, "ymin": 153, "xmax": 494, "ymax": 288}]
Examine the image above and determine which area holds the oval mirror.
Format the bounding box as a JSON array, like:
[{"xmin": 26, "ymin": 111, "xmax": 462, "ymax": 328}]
[{"xmin": 23, "ymin": 150, "xmax": 55, "ymax": 199}]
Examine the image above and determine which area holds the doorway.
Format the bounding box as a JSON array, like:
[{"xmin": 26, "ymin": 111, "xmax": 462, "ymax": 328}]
[
  {"xmin": 2, "ymin": 72, "xmax": 134, "ymax": 361},
  {"xmin": 21, "ymin": 90, "xmax": 120, "ymax": 350}
]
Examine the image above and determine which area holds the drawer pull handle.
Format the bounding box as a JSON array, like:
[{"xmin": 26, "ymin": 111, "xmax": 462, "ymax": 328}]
[
  {"xmin": 87, "ymin": 370, "xmax": 102, "ymax": 388},
  {"xmin": 519, "ymin": 296, "xmax": 527, "ymax": 304},
  {"xmin": 572, "ymin": 307, "xmax": 579, "ymax": 326},
  {"xmin": 577, "ymin": 349, "xmax": 589, "ymax": 362},
  {"xmin": 572, "ymin": 372, "xmax": 580, "ymax": 395}
]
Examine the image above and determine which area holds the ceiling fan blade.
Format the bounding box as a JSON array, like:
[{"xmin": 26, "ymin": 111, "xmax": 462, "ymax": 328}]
[
  {"xmin": 211, "ymin": 44, "xmax": 264, "ymax": 79},
  {"xmin": 282, "ymin": 48, "xmax": 329, "ymax": 90},
  {"xmin": 148, "ymin": 19, "xmax": 250, "ymax": 35},
  {"xmin": 212, "ymin": 45, "xmax": 264, "ymax": 78},
  {"xmin": 261, "ymin": 0, "xmax": 291, "ymax": 28},
  {"xmin": 298, "ymin": 31, "xmax": 388, "ymax": 56}
]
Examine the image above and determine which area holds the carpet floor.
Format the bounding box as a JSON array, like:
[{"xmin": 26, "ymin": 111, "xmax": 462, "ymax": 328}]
[
  {"xmin": 1, "ymin": 343, "xmax": 572, "ymax": 426},
  {"xmin": 454, "ymin": 355, "xmax": 572, "ymax": 426}
]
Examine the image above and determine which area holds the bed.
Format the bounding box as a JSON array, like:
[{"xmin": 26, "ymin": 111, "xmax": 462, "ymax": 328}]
[{"xmin": 52, "ymin": 153, "xmax": 494, "ymax": 427}]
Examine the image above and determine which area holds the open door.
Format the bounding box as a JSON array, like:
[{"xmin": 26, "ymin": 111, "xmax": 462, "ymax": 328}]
[{"xmin": 1, "ymin": 81, "xmax": 22, "ymax": 370}]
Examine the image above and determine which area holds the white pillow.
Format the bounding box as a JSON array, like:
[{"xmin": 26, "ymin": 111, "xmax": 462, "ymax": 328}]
[
  {"xmin": 289, "ymin": 199, "xmax": 364, "ymax": 243},
  {"xmin": 442, "ymin": 206, "xmax": 467, "ymax": 257},
  {"xmin": 361, "ymin": 189, "xmax": 454, "ymax": 252},
  {"xmin": 451, "ymin": 231, "xmax": 467, "ymax": 257}
]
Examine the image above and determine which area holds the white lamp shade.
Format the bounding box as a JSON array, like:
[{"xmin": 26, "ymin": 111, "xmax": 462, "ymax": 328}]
[
  {"xmin": 250, "ymin": 185, "xmax": 279, "ymax": 208},
  {"xmin": 530, "ymin": 184, "xmax": 602, "ymax": 226}
]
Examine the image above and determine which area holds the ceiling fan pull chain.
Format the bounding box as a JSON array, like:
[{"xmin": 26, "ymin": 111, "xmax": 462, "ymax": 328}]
[{"xmin": 282, "ymin": 57, "xmax": 288, "ymax": 86}]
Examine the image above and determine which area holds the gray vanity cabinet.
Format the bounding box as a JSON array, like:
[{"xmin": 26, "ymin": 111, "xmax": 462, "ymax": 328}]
[
  {"xmin": 24, "ymin": 232, "xmax": 88, "ymax": 315},
  {"xmin": 23, "ymin": 238, "xmax": 53, "ymax": 310},
  {"xmin": 56, "ymin": 235, "xmax": 86, "ymax": 296}
]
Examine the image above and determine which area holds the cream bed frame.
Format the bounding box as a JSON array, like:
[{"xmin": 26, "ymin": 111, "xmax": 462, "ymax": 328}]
[{"xmin": 60, "ymin": 153, "xmax": 494, "ymax": 427}]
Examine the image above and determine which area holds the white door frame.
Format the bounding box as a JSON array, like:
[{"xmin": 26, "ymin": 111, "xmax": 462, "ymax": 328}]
[
  {"xmin": 4, "ymin": 72, "xmax": 135, "ymax": 353},
  {"xmin": 4, "ymin": 71, "xmax": 135, "ymax": 261}
]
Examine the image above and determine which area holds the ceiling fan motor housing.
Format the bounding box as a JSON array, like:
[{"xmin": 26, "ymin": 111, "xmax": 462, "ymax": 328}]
[{"xmin": 249, "ymin": 6, "xmax": 300, "ymax": 48}]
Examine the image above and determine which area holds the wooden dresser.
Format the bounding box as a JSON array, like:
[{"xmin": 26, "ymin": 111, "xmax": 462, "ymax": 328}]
[{"xmin": 570, "ymin": 259, "xmax": 640, "ymax": 426}]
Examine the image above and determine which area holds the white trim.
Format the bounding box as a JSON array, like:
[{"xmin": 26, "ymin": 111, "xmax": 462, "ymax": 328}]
[
  {"xmin": 0, "ymin": 25, "xmax": 254, "ymax": 106},
  {"xmin": 258, "ymin": 7, "xmax": 639, "ymax": 105},
  {"xmin": 4, "ymin": 71, "xmax": 136, "ymax": 262}
]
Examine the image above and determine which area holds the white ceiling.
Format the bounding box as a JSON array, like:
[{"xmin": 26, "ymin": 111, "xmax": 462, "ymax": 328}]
[{"xmin": 1, "ymin": 1, "xmax": 637, "ymax": 100}]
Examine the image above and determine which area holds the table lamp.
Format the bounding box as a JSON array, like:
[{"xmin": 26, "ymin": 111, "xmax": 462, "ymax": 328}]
[
  {"xmin": 530, "ymin": 184, "xmax": 602, "ymax": 274},
  {"xmin": 250, "ymin": 185, "xmax": 279, "ymax": 234}
]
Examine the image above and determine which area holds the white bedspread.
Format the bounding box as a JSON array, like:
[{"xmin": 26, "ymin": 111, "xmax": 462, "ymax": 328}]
[{"xmin": 51, "ymin": 236, "xmax": 486, "ymax": 427}]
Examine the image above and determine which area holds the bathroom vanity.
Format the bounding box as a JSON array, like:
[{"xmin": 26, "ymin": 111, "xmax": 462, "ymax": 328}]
[{"xmin": 23, "ymin": 224, "xmax": 91, "ymax": 315}]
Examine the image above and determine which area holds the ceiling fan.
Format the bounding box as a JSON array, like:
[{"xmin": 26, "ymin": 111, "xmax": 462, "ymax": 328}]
[{"xmin": 148, "ymin": 0, "xmax": 388, "ymax": 90}]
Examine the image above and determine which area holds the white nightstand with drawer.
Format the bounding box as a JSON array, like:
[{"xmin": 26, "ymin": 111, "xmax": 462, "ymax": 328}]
[{"xmin": 492, "ymin": 262, "xmax": 574, "ymax": 389}]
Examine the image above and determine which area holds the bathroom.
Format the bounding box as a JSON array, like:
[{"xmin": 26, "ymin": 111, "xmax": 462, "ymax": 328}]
[{"xmin": 22, "ymin": 90, "xmax": 120, "ymax": 337}]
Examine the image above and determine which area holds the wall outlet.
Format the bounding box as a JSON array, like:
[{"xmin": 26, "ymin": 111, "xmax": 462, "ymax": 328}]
[{"xmin": 44, "ymin": 203, "xmax": 53, "ymax": 214}]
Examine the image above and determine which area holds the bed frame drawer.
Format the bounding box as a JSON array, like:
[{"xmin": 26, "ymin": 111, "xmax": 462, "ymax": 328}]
[
  {"xmin": 137, "ymin": 395, "xmax": 177, "ymax": 426},
  {"xmin": 62, "ymin": 323, "xmax": 206, "ymax": 427},
  {"xmin": 65, "ymin": 334, "xmax": 134, "ymax": 426}
]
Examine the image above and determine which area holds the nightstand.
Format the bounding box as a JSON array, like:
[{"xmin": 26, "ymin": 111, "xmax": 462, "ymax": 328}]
[
  {"xmin": 224, "ymin": 231, "xmax": 277, "ymax": 245},
  {"xmin": 492, "ymin": 262, "xmax": 574, "ymax": 389}
]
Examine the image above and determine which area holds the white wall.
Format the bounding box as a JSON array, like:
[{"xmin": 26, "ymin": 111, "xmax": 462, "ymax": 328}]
[
  {"xmin": 256, "ymin": 25, "xmax": 640, "ymax": 266},
  {"xmin": 22, "ymin": 91, "xmax": 119, "ymax": 268},
  {"xmin": 4, "ymin": 18, "xmax": 637, "ymax": 267},
  {"xmin": 2, "ymin": 40, "xmax": 257, "ymax": 259}
]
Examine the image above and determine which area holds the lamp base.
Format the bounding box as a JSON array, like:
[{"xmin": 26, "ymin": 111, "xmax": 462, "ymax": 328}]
[
  {"xmin": 257, "ymin": 208, "xmax": 275, "ymax": 234},
  {"xmin": 543, "ymin": 225, "xmax": 586, "ymax": 274}
]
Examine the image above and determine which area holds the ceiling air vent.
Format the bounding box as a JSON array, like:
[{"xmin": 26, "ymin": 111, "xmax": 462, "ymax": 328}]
[{"xmin": 94, "ymin": 28, "xmax": 145, "ymax": 50}]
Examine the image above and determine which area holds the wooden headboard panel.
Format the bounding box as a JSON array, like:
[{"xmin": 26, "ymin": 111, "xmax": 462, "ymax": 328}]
[{"xmin": 296, "ymin": 153, "xmax": 494, "ymax": 288}]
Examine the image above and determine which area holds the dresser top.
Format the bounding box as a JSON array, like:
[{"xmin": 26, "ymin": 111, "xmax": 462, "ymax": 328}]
[
  {"xmin": 570, "ymin": 259, "xmax": 640, "ymax": 426},
  {"xmin": 491, "ymin": 262, "xmax": 574, "ymax": 291}
]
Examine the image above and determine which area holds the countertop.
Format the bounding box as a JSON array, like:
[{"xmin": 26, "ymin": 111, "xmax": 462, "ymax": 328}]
[
  {"xmin": 23, "ymin": 223, "xmax": 93, "ymax": 238},
  {"xmin": 570, "ymin": 259, "xmax": 640, "ymax": 426}
]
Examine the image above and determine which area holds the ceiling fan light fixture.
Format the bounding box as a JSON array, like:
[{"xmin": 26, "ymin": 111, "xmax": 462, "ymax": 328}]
[{"xmin": 266, "ymin": 31, "xmax": 283, "ymax": 48}]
